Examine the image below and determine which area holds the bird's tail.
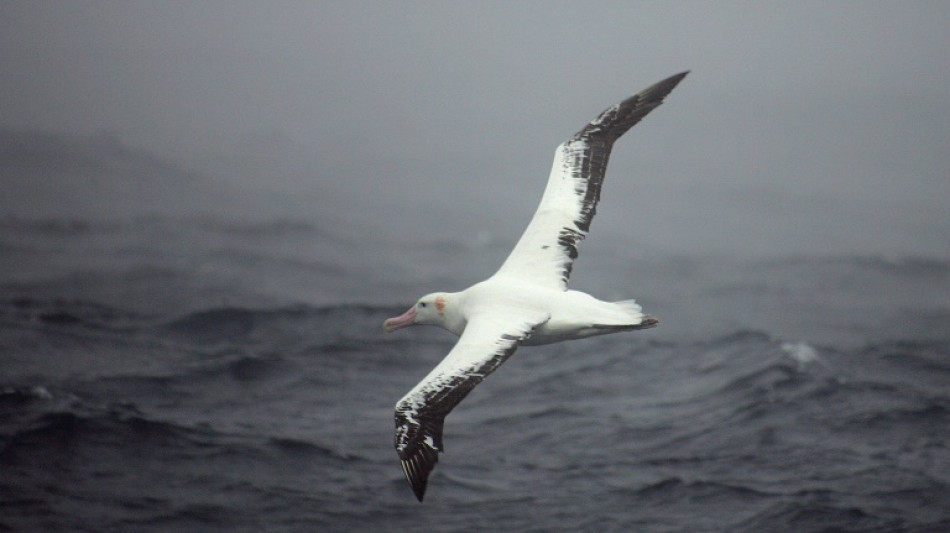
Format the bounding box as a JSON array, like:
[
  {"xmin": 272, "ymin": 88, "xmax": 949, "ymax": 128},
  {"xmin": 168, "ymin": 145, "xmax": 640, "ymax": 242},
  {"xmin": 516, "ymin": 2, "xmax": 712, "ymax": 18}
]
[{"xmin": 613, "ymin": 299, "xmax": 659, "ymax": 329}]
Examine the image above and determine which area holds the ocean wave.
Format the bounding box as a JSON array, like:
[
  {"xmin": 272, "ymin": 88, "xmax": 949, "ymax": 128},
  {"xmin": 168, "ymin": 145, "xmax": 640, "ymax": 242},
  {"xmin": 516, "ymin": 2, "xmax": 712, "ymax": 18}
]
[
  {"xmin": 163, "ymin": 303, "xmax": 395, "ymax": 329},
  {"xmin": 759, "ymin": 253, "xmax": 950, "ymax": 275},
  {"xmin": 190, "ymin": 216, "xmax": 324, "ymax": 237},
  {"xmin": 166, "ymin": 351, "xmax": 296, "ymax": 389},
  {"xmin": 865, "ymin": 339, "xmax": 950, "ymax": 372},
  {"xmin": 3, "ymin": 309, "xmax": 949, "ymax": 531},
  {"xmin": 160, "ymin": 304, "xmax": 397, "ymax": 348},
  {"xmin": 1, "ymin": 403, "xmax": 363, "ymax": 469},
  {"xmin": 733, "ymin": 499, "xmax": 893, "ymax": 533},
  {"xmin": 266, "ymin": 436, "xmax": 364, "ymax": 462},
  {"xmin": 0, "ymin": 216, "xmax": 130, "ymax": 236},
  {"xmin": 631, "ymin": 476, "xmax": 772, "ymax": 501},
  {"xmin": 1, "ymin": 410, "xmax": 203, "ymax": 462},
  {"xmin": 162, "ymin": 307, "xmax": 261, "ymax": 342},
  {"xmin": 839, "ymin": 390, "xmax": 950, "ymax": 429},
  {"xmin": 0, "ymin": 299, "xmax": 404, "ymax": 344},
  {"xmin": 0, "ymin": 214, "xmax": 326, "ymax": 237},
  {"xmin": 0, "ymin": 296, "xmax": 142, "ymax": 331},
  {"xmin": 0, "ymin": 385, "xmax": 53, "ymax": 405}
]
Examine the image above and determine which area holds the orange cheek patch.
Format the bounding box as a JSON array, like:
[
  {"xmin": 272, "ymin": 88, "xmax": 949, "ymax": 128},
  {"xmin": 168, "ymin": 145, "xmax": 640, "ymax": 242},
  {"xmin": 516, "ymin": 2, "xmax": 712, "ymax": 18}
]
[{"xmin": 435, "ymin": 297, "xmax": 446, "ymax": 316}]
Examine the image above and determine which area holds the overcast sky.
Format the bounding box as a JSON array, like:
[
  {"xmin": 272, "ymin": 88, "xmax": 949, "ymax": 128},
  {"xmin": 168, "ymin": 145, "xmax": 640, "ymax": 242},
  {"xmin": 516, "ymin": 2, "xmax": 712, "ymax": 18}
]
[{"xmin": 2, "ymin": 2, "xmax": 948, "ymax": 257}]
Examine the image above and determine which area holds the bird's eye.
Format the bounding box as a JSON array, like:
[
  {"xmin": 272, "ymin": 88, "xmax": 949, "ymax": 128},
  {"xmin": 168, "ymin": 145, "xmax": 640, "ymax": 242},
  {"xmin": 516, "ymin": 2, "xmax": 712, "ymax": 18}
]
[{"xmin": 419, "ymin": 302, "xmax": 427, "ymax": 308}]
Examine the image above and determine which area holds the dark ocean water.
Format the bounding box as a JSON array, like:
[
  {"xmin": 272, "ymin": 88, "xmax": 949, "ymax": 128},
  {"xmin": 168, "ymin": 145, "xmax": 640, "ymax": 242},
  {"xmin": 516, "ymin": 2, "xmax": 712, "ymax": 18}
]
[{"xmin": 2, "ymin": 217, "xmax": 949, "ymax": 532}]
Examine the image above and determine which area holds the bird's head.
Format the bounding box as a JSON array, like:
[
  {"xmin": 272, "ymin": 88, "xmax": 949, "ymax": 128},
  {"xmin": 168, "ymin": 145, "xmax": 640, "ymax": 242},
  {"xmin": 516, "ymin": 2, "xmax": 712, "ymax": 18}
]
[{"xmin": 383, "ymin": 292, "xmax": 452, "ymax": 333}]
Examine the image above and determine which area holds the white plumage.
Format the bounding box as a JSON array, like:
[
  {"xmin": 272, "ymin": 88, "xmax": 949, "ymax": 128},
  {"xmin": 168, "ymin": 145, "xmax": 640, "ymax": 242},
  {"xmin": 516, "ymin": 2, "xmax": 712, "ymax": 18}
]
[{"xmin": 383, "ymin": 71, "xmax": 688, "ymax": 501}]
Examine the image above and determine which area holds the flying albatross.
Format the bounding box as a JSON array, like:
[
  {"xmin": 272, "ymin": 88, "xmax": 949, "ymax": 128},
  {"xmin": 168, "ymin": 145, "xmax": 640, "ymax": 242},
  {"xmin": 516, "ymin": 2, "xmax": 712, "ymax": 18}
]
[{"xmin": 383, "ymin": 71, "xmax": 688, "ymax": 501}]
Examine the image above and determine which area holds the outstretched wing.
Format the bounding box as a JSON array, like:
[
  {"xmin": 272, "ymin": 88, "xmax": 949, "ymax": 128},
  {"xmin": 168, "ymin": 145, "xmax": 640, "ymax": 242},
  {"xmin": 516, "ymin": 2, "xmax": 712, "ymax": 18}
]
[
  {"xmin": 394, "ymin": 310, "xmax": 548, "ymax": 501},
  {"xmin": 495, "ymin": 71, "xmax": 688, "ymax": 289}
]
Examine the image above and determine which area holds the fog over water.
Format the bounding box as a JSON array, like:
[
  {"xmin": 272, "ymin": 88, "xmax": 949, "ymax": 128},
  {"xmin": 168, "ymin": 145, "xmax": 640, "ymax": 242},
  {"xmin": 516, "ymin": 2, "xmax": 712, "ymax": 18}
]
[
  {"xmin": 2, "ymin": 2, "xmax": 949, "ymax": 258},
  {"xmin": 3, "ymin": 5, "xmax": 950, "ymax": 530}
]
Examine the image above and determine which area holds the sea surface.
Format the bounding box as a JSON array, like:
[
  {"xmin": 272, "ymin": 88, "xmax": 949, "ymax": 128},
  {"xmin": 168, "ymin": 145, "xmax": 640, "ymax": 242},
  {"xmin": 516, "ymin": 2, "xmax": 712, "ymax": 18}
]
[{"xmin": 2, "ymin": 216, "xmax": 949, "ymax": 532}]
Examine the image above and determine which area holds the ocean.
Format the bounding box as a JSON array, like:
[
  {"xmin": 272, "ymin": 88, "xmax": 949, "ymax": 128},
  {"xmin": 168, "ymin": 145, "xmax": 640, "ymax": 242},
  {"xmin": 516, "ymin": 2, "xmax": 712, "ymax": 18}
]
[{"xmin": 1, "ymin": 215, "xmax": 949, "ymax": 532}]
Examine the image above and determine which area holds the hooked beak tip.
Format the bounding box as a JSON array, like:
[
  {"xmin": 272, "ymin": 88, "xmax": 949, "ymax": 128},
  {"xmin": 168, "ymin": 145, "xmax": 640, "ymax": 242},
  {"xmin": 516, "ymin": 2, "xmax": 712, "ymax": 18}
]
[{"xmin": 383, "ymin": 307, "xmax": 416, "ymax": 333}]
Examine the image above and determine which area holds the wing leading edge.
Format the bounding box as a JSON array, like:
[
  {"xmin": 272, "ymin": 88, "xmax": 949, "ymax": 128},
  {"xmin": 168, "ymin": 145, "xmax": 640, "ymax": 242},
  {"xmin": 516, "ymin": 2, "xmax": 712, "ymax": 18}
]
[{"xmin": 394, "ymin": 311, "xmax": 548, "ymax": 501}]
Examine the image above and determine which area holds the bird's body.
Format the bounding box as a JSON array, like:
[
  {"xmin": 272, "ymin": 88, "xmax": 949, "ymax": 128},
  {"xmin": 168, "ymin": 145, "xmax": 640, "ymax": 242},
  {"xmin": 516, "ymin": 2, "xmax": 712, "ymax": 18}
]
[
  {"xmin": 383, "ymin": 71, "xmax": 688, "ymax": 501},
  {"xmin": 459, "ymin": 279, "xmax": 655, "ymax": 346}
]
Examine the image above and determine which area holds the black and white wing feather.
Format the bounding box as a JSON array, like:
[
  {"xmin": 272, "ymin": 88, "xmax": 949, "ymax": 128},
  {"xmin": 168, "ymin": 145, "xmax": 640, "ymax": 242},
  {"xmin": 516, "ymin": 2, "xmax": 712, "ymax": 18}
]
[
  {"xmin": 394, "ymin": 310, "xmax": 548, "ymax": 501},
  {"xmin": 495, "ymin": 71, "xmax": 688, "ymax": 289},
  {"xmin": 392, "ymin": 72, "xmax": 688, "ymax": 502}
]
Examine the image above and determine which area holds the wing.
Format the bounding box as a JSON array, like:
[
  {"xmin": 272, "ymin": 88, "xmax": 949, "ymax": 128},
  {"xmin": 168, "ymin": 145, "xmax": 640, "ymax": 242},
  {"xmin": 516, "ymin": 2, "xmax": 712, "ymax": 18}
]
[
  {"xmin": 394, "ymin": 309, "xmax": 548, "ymax": 501},
  {"xmin": 495, "ymin": 71, "xmax": 688, "ymax": 289}
]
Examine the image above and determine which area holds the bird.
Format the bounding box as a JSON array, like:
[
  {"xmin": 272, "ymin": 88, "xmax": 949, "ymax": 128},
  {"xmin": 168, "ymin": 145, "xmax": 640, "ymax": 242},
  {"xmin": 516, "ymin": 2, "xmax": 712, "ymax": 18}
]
[{"xmin": 382, "ymin": 71, "xmax": 688, "ymax": 501}]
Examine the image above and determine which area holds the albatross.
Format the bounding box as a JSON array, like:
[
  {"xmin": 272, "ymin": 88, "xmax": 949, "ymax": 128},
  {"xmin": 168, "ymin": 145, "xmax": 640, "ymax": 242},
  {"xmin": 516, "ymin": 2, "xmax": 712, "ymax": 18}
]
[{"xmin": 383, "ymin": 71, "xmax": 688, "ymax": 501}]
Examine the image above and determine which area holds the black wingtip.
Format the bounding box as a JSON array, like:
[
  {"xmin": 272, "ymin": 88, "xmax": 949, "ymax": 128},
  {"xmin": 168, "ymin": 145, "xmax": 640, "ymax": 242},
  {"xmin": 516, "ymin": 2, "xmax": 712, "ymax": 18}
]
[
  {"xmin": 395, "ymin": 406, "xmax": 446, "ymax": 502},
  {"xmin": 669, "ymin": 70, "xmax": 690, "ymax": 89},
  {"xmin": 666, "ymin": 70, "xmax": 691, "ymax": 84},
  {"xmin": 401, "ymin": 456, "xmax": 432, "ymax": 502},
  {"xmin": 639, "ymin": 71, "xmax": 690, "ymax": 104},
  {"xmin": 413, "ymin": 483, "xmax": 426, "ymax": 502},
  {"xmin": 573, "ymin": 70, "xmax": 689, "ymax": 143}
]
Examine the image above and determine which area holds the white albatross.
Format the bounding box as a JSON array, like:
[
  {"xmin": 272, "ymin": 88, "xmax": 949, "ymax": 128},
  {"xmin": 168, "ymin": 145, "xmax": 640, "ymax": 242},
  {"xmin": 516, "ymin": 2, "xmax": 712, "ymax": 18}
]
[{"xmin": 383, "ymin": 71, "xmax": 688, "ymax": 501}]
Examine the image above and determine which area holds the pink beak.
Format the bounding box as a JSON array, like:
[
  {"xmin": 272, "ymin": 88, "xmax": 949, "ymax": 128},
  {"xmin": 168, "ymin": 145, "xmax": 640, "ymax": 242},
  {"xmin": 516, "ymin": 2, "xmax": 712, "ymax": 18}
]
[{"xmin": 383, "ymin": 307, "xmax": 417, "ymax": 333}]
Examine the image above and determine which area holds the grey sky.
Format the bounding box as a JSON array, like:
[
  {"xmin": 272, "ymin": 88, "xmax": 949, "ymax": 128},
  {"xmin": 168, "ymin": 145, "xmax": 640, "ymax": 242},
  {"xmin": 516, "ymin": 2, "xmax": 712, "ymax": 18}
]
[{"xmin": 2, "ymin": 2, "xmax": 948, "ymax": 256}]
